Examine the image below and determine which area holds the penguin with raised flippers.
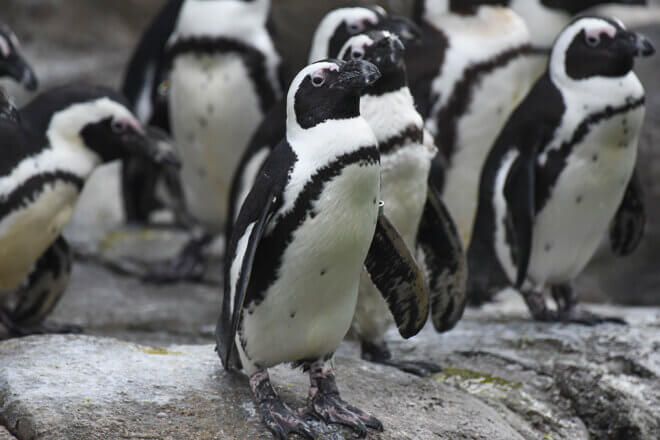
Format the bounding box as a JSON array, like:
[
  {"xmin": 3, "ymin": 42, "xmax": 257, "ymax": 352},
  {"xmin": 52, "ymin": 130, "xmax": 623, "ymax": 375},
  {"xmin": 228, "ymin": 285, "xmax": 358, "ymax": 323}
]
[
  {"xmin": 0, "ymin": 85, "xmax": 178, "ymax": 337},
  {"xmin": 468, "ymin": 16, "xmax": 654, "ymax": 325},
  {"xmin": 218, "ymin": 58, "xmax": 430, "ymax": 439},
  {"xmin": 336, "ymin": 31, "xmax": 466, "ymax": 376}
]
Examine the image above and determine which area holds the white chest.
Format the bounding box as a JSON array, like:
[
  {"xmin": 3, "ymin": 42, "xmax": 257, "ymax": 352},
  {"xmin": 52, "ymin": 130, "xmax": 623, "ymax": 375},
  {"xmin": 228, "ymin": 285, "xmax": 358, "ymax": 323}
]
[
  {"xmin": 169, "ymin": 54, "xmax": 264, "ymax": 229},
  {"xmin": 0, "ymin": 181, "xmax": 79, "ymax": 292},
  {"xmin": 237, "ymin": 161, "xmax": 380, "ymax": 372},
  {"xmin": 528, "ymin": 105, "xmax": 644, "ymax": 285}
]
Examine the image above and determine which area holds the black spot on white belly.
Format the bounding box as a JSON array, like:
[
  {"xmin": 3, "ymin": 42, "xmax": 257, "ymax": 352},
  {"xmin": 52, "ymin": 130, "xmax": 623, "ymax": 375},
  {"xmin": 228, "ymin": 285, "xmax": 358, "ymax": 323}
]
[
  {"xmin": 320, "ymin": 269, "xmax": 326, "ymax": 276},
  {"xmin": 545, "ymin": 243, "xmax": 552, "ymax": 252},
  {"xmin": 592, "ymin": 154, "xmax": 599, "ymax": 162},
  {"xmin": 576, "ymin": 195, "xmax": 583, "ymax": 204},
  {"xmin": 290, "ymin": 311, "xmax": 296, "ymax": 319},
  {"xmin": 199, "ymin": 117, "xmax": 207, "ymax": 128},
  {"xmin": 207, "ymin": 104, "xmax": 215, "ymax": 114}
]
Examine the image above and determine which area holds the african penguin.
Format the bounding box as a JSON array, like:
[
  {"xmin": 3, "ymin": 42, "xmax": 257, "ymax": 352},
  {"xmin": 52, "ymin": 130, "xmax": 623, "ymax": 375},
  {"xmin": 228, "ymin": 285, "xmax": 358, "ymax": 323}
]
[
  {"xmin": 0, "ymin": 23, "xmax": 37, "ymax": 91},
  {"xmin": 337, "ymin": 31, "xmax": 466, "ymax": 376},
  {"xmin": 407, "ymin": 0, "xmax": 537, "ymax": 250},
  {"xmin": 217, "ymin": 59, "xmax": 430, "ymax": 439},
  {"xmin": 121, "ymin": 0, "xmax": 282, "ymax": 227},
  {"xmin": 226, "ymin": 6, "xmax": 421, "ymax": 243},
  {"xmin": 468, "ymin": 16, "xmax": 654, "ymax": 324},
  {"xmin": 0, "ymin": 85, "xmax": 178, "ymax": 337}
]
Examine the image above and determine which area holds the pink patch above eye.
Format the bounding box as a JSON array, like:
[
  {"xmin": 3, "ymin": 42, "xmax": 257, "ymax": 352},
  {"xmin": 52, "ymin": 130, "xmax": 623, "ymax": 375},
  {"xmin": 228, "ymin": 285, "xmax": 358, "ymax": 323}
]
[{"xmin": 586, "ymin": 25, "xmax": 616, "ymax": 41}]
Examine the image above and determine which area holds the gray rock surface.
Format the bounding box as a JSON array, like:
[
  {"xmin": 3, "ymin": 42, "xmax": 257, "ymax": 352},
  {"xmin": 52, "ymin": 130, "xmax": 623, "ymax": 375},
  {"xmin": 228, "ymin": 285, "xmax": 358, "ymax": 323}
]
[{"xmin": 2, "ymin": 277, "xmax": 659, "ymax": 439}]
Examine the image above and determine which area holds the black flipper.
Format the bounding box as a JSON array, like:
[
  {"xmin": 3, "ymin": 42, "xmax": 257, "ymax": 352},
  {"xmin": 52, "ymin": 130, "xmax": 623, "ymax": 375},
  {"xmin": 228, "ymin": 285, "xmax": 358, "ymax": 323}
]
[
  {"xmin": 610, "ymin": 169, "xmax": 645, "ymax": 257},
  {"xmin": 416, "ymin": 184, "xmax": 467, "ymax": 333},
  {"xmin": 503, "ymin": 143, "xmax": 539, "ymax": 289},
  {"xmin": 121, "ymin": 0, "xmax": 183, "ymax": 223},
  {"xmin": 364, "ymin": 213, "xmax": 429, "ymax": 339},
  {"xmin": 217, "ymin": 141, "xmax": 293, "ymax": 370},
  {"xmin": 12, "ymin": 236, "xmax": 72, "ymax": 325}
]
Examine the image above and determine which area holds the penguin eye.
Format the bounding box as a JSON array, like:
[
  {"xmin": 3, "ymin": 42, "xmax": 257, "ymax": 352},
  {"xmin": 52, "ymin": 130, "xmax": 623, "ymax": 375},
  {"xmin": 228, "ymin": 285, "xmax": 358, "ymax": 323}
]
[
  {"xmin": 352, "ymin": 49, "xmax": 365, "ymax": 60},
  {"xmin": 111, "ymin": 120, "xmax": 128, "ymax": 134},
  {"xmin": 585, "ymin": 34, "xmax": 601, "ymax": 47},
  {"xmin": 311, "ymin": 73, "xmax": 326, "ymax": 87}
]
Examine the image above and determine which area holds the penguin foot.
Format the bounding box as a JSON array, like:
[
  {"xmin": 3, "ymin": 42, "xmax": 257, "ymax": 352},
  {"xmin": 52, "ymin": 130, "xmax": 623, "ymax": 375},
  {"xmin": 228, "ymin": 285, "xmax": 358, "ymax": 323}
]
[
  {"xmin": 308, "ymin": 363, "xmax": 383, "ymax": 437},
  {"xmin": 524, "ymin": 289, "xmax": 626, "ymax": 326},
  {"xmin": 1, "ymin": 308, "xmax": 82, "ymax": 337},
  {"xmin": 250, "ymin": 370, "xmax": 315, "ymax": 440},
  {"xmin": 143, "ymin": 234, "xmax": 211, "ymax": 283},
  {"xmin": 361, "ymin": 340, "xmax": 441, "ymax": 377}
]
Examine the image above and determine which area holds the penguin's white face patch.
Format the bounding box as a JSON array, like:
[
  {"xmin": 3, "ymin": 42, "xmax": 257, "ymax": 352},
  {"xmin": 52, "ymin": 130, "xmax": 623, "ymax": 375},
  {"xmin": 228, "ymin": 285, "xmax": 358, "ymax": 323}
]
[
  {"xmin": 308, "ymin": 8, "xmax": 381, "ymax": 62},
  {"xmin": 338, "ymin": 35, "xmax": 375, "ymax": 61}
]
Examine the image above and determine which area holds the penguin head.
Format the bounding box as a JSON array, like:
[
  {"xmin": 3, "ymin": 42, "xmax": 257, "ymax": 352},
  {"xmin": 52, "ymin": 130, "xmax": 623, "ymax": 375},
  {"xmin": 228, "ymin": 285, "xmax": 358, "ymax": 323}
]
[
  {"xmin": 550, "ymin": 16, "xmax": 654, "ymax": 82},
  {"xmin": 76, "ymin": 99, "xmax": 179, "ymax": 167},
  {"xmin": 29, "ymin": 85, "xmax": 179, "ymax": 167},
  {"xmin": 287, "ymin": 59, "xmax": 381, "ymax": 130},
  {"xmin": 339, "ymin": 31, "xmax": 407, "ymax": 95},
  {"xmin": 0, "ymin": 24, "xmax": 37, "ymax": 91}
]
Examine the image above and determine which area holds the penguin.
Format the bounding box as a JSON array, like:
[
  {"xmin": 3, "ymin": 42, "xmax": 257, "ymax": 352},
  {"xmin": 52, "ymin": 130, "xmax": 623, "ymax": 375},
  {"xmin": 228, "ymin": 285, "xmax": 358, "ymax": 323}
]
[
  {"xmin": 0, "ymin": 23, "xmax": 38, "ymax": 91},
  {"xmin": 509, "ymin": 0, "xmax": 648, "ymax": 50},
  {"xmin": 337, "ymin": 31, "xmax": 466, "ymax": 376},
  {"xmin": 407, "ymin": 0, "xmax": 537, "ymax": 254},
  {"xmin": 0, "ymin": 84, "xmax": 178, "ymax": 337},
  {"xmin": 467, "ymin": 16, "xmax": 654, "ymax": 324},
  {"xmin": 226, "ymin": 6, "xmax": 422, "ymax": 243},
  {"xmin": 217, "ymin": 58, "xmax": 430, "ymax": 439},
  {"xmin": 120, "ymin": 0, "xmax": 282, "ymax": 226}
]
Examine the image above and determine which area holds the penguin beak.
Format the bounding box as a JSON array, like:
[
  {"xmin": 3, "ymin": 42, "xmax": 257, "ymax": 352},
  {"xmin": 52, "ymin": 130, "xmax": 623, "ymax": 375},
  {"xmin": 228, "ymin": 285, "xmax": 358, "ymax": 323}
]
[
  {"xmin": 126, "ymin": 125, "xmax": 181, "ymax": 169},
  {"xmin": 632, "ymin": 32, "xmax": 655, "ymax": 57},
  {"xmin": 0, "ymin": 53, "xmax": 38, "ymax": 91},
  {"xmin": 382, "ymin": 16, "xmax": 422, "ymax": 47},
  {"xmin": 331, "ymin": 59, "xmax": 381, "ymax": 91}
]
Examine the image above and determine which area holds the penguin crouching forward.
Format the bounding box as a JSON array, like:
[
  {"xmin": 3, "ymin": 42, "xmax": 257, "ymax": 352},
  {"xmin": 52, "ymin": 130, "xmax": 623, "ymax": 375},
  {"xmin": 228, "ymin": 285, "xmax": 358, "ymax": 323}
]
[
  {"xmin": 468, "ymin": 16, "xmax": 654, "ymax": 325},
  {"xmin": 0, "ymin": 23, "xmax": 38, "ymax": 91},
  {"xmin": 0, "ymin": 85, "xmax": 178, "ymax": 337},
  {"xmin": 227, "ymin": 6, "xmax": 421, "ymax": 242},
  {"xmin": 337, "ymin": 31, "xmax": 466, "ymax": 376},
  {"xmin": 218, "ymin": 59, "xmax": 430, "ymax": 439}
]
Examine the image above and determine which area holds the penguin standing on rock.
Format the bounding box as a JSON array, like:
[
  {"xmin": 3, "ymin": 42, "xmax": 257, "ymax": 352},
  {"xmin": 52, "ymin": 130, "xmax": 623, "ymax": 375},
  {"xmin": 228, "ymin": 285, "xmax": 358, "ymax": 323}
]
[
  {"xmin": 407, "ymin": 0, "xmax": 537, "ymax": 251},
  {"xmin": 0, "ymin": 23, "xmax": 38, "ymax": 91},
  {"xmin": 337, "ymin": 31, "xmax": 466, "ymax": 376},
  {"xmin": 468, "ymin": 16, "xmax": 654, "ymax": 324},
  {"xmin": 227, "ymin": 6, "xmax": 421, "ymax": 241},
  {"xmin": 218, "ymin": 59, "xmax": 430, "ymax": 439},
  {"xmin": 0, "ymin": 85, "xmax": 178, "ymax": 337}
]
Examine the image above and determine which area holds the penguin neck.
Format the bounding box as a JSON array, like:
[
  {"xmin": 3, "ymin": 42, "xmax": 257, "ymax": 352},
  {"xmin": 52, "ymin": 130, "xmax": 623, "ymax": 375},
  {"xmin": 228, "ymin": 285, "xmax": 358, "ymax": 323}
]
[
  {"xmin": 362, "ymin": 66, "xmax": 407, "ymax": 97},
  {"xmin": 360, "ymin": 86, "xmax": 423, "ymax": 148}
]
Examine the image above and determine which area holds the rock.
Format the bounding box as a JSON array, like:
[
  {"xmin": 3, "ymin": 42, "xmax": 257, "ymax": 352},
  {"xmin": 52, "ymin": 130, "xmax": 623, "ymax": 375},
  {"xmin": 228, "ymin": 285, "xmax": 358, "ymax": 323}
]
[
  {"xmin": 2, "ymin": 279, "xmax": 659, "ymax": 439},
  {"xmin": 1, "ymin": 335, "xmax": 531, "ymax": 440},
  {"xmin": 0, "ymin": 427, "xmax": 17, "ymax": 440}
]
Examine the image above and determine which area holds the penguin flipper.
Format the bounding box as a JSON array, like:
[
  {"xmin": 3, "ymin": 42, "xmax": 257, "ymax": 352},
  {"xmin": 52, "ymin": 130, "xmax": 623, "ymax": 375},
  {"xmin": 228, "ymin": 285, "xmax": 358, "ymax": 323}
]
[
  {"xmin": 11, "ymin": 236, "xmax": 78, "ymax": 334},
  {"xmin": 365, "ymin": 213, "xmax": 430, "ymax": 339},
  {"xmin": 416, "ymin": 184, "xmax": 467, "ymax": 333},
  {"xmin": 503, "ymin": 141, "xmax": 540, "ymax": 289},
  {"xmin": 610, "ymin": 169, "xmax": 645, "ymax": 257}
]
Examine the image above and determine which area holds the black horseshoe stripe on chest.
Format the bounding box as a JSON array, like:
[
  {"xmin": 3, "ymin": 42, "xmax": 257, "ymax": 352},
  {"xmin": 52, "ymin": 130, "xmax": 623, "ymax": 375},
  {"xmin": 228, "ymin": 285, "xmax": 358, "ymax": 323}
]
[
  {"xmin": 165, "ymin": 37, "xmax": 279, "ymax": 112},
  {"xmin": 434, "ymin": 44, "xmax": 534, "ymax": 161},
  {"xmin": 379, "ymin": 124, "xmax": 424, "ymax": 155},
  {"xmin": 0, "ymin": 172, "xmax": 85, "ymax": 220},
  {"xmin": 535, "ymin": 97, "xmax": 645, "ymax": 214},
  {"xmin": 240, "ymin": 145, "xmax": 380, "ymax": 313}
]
